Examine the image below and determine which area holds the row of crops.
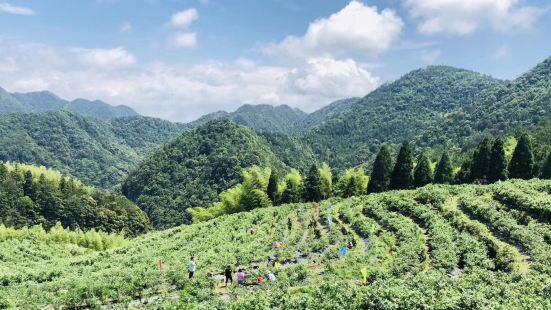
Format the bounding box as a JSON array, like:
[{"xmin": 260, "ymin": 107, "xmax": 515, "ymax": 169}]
[{"xmin": 1, "ymin": 179, "xmax": 551, "ymax": 309}]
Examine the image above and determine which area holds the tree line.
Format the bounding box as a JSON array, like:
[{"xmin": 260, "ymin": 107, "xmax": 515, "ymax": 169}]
[
  {"xmin": 189, "ymin": 132, "xmax": 551, "ymax": 222},
  {"xmin": 0, "ymin": 163, "xmax": 151, "ymax": 236}
]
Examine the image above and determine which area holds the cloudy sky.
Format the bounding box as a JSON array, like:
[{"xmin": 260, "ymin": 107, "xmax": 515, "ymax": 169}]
[{"xmin": 0, "ymin": 0, "xmax": 550, "ymax": 122}]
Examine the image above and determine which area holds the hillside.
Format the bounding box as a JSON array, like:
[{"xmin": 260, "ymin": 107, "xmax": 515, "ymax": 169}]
[
  {"xmin": 190, "ymin": 104, "xmax": 308, "ymax": 133},
  {"xmin": 0, "ymin": 88, "xmax": 138, "ymax": 120},
  {"xmin": 305, "ymin": 66, "xmax": 508, "ymax": 170},
  {"xmin": 1, "ymin": 179, "xmax": 550, "ymax": 308},
  {"xmin": 0, "ymin": 162, "xmax": 150, "ymax": 236},
  {"xmin": 121, "ymin": 119, "xmax": 296, "ymax": 228},
  {"xmin": 0, "ymin": 111, "xmax": 186, "ymax": 188},
  {"xmin": 189, "ymin": 99, "xmax": 360, "ymax": 134}
]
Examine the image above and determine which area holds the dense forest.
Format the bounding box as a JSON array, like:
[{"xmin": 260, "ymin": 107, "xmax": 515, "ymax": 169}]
[
  {"xmin": 121, "ymin": 120, "xmax": 297, "ymax": 228},
  {"xmin": 0, "ymin": 163, "xmax": 150, "ymax": 236},
  {"xmin": 0, "ymin": 110, "xmax": 186, "ymax": 188}
]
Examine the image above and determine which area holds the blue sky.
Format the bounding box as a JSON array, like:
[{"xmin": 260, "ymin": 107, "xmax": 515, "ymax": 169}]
[{"xmin": 0, "ymin": 0, "xmax": 550, "ymax": 121}]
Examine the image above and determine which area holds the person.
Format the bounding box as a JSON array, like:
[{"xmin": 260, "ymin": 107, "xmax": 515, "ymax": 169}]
[
  {"xmin": 224, "ymin": 266, "xmax": 233, "ymax": 286},
  {"xmin": 268, "ymin": 256, "xmax": 275, "ymax": 267},
  {"xmin": 188, "ymin": 256, "xmax": 196, "ymax": 279},
  {"xmin": 257, "ymin": 275, "xmax": 263, "ymax": 285},
  {"xmin": 236, "ymin": 269, "xmax": 245, "ymax": 285},
  {"xmin": 267, "ymin": 271, "xmax": 276, "ymax": 282}
]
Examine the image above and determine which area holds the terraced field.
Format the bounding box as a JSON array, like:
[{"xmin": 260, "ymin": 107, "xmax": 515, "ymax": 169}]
[{"xmin": 1, "ymin": 179, "xmax": 551, "ymax": 309}]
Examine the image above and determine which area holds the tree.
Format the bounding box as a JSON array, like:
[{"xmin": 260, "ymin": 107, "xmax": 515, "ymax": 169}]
[
  {"xmin": 304, "ymin": 164, "xmax": 322, "ymax": 202},
  {"xmin": 337, "ymin": 168, "xmax": 367, "ymax": 198},
  {"xmin": 367, "ymin": 145, "xmax": 393, "ymax": 193},
  {"xmin": 509, "ymin": 133, "xmax": 535, "ymax": 180},
  {"xmin": 390, "ymin": 141, "xmax": 415, "ymax": 190},
  {"xmin": 488, "ymin": 138, "xmax": 508, "ymax": 183},
  {"xmin": 455, "ymin": 160, "xmax": 472, "ymax": 184},
  {"xmin": 414, "ymin": 152, "xmax": 433, "ymax": 188},
  {"xmin": 541, "ymin": 152, "xmax": 551, "ymax": 179},
  {"xmin": 23, "ymin": 170, "xmax": 36, "ymax": 199},
  {"xmin": 470, "ymin": 137, "xmax": 492, "ymax": 183},
  {"xmin": 318, "ymin": 163, "xmax": 332, "ymax": 199},
  {"xmin": 281, "ymin": 169, "xmax": 303, "ymax": 203},
  {"xmin": 267, "ymin": 171, "xmax": 278, "ymax": 205},
  {"xmin": 434, "ymin": 152, "xmax": 454, "ymax": 184}
]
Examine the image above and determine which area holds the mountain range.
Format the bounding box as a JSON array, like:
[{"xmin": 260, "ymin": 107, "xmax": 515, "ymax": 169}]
[{"xmin": 0, "ymin": 87, "xmax": 138, "ymax": 120}]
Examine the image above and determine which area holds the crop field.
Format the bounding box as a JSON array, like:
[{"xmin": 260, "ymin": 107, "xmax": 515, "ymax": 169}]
[{"xmin": 1, "ymin": 179, "xmax": 551, "ymax": 309}]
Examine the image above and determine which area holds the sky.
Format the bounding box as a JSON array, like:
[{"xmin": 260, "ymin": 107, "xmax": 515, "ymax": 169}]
[{"xmin": 0, "ymin": 0, "xmax": 550, "ymax": 122}]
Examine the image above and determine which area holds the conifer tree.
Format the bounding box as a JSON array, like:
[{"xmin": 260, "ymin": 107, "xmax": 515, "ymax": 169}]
[
  {"xmin": 434, "ymin": 152, "xmax": 454, "ymax": 184},
  {"xmin": 267, "ymin": 170, "xmax": 278, "ymax": 205},
  {"xmin": 368, "ymin": 145, "xmax": 393, "ymax": 193},
  {"xmin": 23, "ymin": 170, "xmax": 35, "ymax": 198},
  {"xmin": 488, "ymin": 138, "xmax": 508, "ymax": 183},
  {"xmin": 304, "ymin": 164, "xmax": 322, "ymax": 202},
  {"xmin": 470, "ymin": 137, "xmax": 492, "ymax": 183},
  {"xmin": 509, "ymin": 133, "xmax": 535, "ymax": 180},
  {"xmin": 390, "ymin": 141, "xmax": 415, "ymax": 190},
  {"xmin": 541, "ymin": 152, "xmax": 551, "ymax": 179},
  {"xmin": 455, "ymin": 160, "xmax": 472, "ymax": 184},
  {"xmin": 414, "ymin": 152, "xmax": 433, "ymax": 188}
]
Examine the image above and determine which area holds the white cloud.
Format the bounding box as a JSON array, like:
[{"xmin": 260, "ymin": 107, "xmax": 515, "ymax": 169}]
[
  {"xmin": 420, "ymin": 49, "xmax": 441, "ymax": 64},
  {"xmin": 293, "ymin": 56, "xmax": 379, "ymax": 99},
  {"xmin": 405, "ymin": 0, "xmax": 544, "ymax": 35},
  {"xmin": 77, "ymin": 47, "xmax": 136, "ymax": 68},
  {"xmin": 0, "ymin": 57, "xmax": 18, "ymax": 73},
  {"xmin": 263, "ymin": 1, "xmax": 403, "ymax": 59},
  {"xmin": 168, "ymin": 32, "xmax": 197, "ymax": 48},
  {"xmin": 0, "ymin": 42, "xmax": 379, "ymax": 122},
  {"xmin": 120, "ymin": 21, "xmax": 132, "ymax": 33},
  {"xmin": 170, "ymin": 8, "xmax": 198, "ymax": 28},
  {"xmin": 0, "ymin": 2, "xmax": 35, "ymax": 15}
]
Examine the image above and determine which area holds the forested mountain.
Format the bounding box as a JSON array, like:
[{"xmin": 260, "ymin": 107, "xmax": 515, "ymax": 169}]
[
  {"xmin": 189, "ymin": 99, "xmax": 360, "ymax": 134},
  {"xmin": 190, "ymin": 104, "xmax": 307, "ymax": 133},
  {"xmin": 0, "ymin": 87, "xmax": 138, "ymax": 120},
  {"xmin": 0, "ymin": 163, "xmax": 150, "ymax": 236},
  {"xmin": 304, "ymin": 66, "xmax": 509, "ymax": 170},
  {"xmin": 121, "ymin": 119, "xmax": 308, "ymax": 228},
  {"xmin": 0, "ymin": 111, "xmax": 186, "ymax": 188}
]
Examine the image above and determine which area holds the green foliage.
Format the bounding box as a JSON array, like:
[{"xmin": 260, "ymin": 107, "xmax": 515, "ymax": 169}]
[
  {"xmin": 318, "ymin": 162, "xmax": 333, "ymax": 199},
  {"xmin": 267, "ymin": 171, "xmax": 278, "ymax": 205},
  {"xmin": 0, "ymin": 111, "xmax": 185, "ymax": 188},
  {"xmin": 414, "ymin": 152, "xmax": 433, "ymax": 187},
  {"xmin": 434, "ymin": 152, "xmax": 454, "ymax": 184},
  {"xmin": 281, "ymin": 169, "xmax": 304, "ymax": 204},
  {"xmin": 488, "ymin": 138, "xmax": 508, "ymax": 183},
  {"xmin": 390, "ymin": 141, "xmax": 415, "ymax": 190},
  {"xmin": 367, "ymin": 145, "xmax": 392, "ymax": 194},
  {"xmin": 541, "ymin": 152, "xmax": 551, "ymax": 179},
  {"xmin": 122, "ymin": 120, "xmax": 289, "ymax": 228},
  {"xmin": 303, "ymin": 164, "xmax": 322, "ymax": 202},
  {"xmin": 0, "ymin": 162, "xmax": 150, "ymax": 236},
  {"xmin": 336, "ymin": 168, "xmax": 367, "ymax": 197},
  {"xmin": 1, "ymin": 179, "xmax": 551, "ymax": 308},
  {"xmin": 509, "ymin": 133, "xmax": 535, "ymax": 180},
  {"xmin": 0, "ymin": 223, "xmax": 126, "ymax": 251},
  {"xmin": 305, "ymin": 66, "xmax": 507, "ymax": 170},
  {"xmin": 470, "ymin": 137, "xmax": 492, "ymax": 183}
]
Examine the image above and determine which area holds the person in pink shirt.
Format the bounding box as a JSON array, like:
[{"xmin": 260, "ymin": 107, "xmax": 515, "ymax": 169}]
[{"xmin": 236, "ymin": 269, "xmax": 245, "ymax": 285}]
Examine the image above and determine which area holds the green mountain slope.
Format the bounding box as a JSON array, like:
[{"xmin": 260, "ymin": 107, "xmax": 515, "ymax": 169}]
[
  {"xmin": 2, "ymin": 179, "xmax": 550, "ymax": 308},
  {"xmin": 0, "ymin": 88, "xmax": 139, "ymax": 120},
  {"xmin": 0, "ymin": 111, "xmax": 186, "ymax": 188},
  {"xmin": 190, "ymin": 104, "xmax": 308, "ymax": 133},
  {"xmin": 121, "ymin": 119, "xmax": 293, "ymax": 228},
  {"xmin": 305, "ymin": 66, "xmax": 508, "ymax": 170}
]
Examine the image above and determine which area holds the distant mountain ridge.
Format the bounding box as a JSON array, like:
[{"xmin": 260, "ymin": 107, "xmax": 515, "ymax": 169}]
[
  {"xmin": 189, "ymin": 99, "xmax": 361, "ymax": 133},
  {"xmin": 0, "ymin": 88, "xmax": 138, "ymax": 120}
]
